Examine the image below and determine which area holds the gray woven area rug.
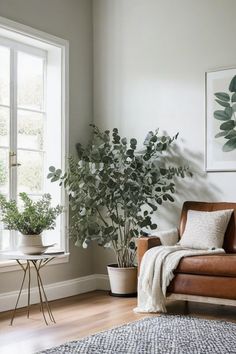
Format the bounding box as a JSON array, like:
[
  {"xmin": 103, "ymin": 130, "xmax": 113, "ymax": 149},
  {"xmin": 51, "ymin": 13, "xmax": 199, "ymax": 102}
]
[{"xmin": 37, "ymin": 315, "xmax": 236, "ymax": 354}]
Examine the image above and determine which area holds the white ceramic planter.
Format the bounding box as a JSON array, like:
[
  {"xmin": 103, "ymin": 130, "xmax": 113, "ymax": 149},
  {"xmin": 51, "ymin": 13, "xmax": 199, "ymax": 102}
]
[
  {"xmin": 19, "ymin": 234, "xmax": 43, "ymax": 255},
  {"xmin": 107, "ymin": 264, "xmax": 137, "ymax": 296}
]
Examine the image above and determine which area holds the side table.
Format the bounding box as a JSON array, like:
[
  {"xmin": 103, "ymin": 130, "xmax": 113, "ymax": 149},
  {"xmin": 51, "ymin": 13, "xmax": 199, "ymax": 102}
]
[{"xmin": 0, "ymin": 251, "xmax": 69, "ymax": 325}]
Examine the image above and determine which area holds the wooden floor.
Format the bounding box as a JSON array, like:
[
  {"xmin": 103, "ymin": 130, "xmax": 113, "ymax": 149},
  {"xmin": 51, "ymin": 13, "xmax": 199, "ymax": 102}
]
[{"xmin": 0, "ymin": 291, "xmax": 236, "ymax": 354}]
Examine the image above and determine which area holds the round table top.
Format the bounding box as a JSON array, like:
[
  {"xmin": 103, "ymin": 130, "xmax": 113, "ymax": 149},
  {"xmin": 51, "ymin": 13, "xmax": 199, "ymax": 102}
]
[{"xmin": 0, "ymin": 251, "xmax": 69, "ymax": 261}]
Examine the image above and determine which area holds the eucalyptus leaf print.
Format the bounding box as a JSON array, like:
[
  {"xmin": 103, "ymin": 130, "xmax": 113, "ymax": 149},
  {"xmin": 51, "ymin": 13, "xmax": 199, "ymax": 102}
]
[{"xmin": 214, "ymin": 75, "xmax": 236, "ymax": 152}]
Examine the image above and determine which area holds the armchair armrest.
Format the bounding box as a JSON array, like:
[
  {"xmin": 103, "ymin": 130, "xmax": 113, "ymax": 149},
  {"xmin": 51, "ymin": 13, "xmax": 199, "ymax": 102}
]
[{"xmin": 137, "ymin": 237, "xmax": 161, "ymax": 274}]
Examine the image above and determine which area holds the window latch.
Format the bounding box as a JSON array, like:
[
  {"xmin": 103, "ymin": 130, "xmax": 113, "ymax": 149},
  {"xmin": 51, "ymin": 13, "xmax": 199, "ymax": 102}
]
[{"xmin": 9, "ymin": 152, "xmax": 21, "ymax": 168}]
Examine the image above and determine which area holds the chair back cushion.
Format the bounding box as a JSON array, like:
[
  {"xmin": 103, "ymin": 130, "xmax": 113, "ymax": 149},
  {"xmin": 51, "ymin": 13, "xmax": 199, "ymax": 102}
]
[{"xmin": 179, "ymin": 201, "xmax": 236, "ymax": 253}]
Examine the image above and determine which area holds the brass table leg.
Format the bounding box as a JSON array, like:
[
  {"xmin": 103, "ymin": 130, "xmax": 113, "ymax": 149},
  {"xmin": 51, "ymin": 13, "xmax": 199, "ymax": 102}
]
[
  {"xmin": 31, "ymin": 259, "xmax": 56, "ymax": 325},
  {"xmin": 27, "ymin": 262, "xmax": 31, "ymax": 318},
  {"xmin": 10, "ymin": 260, "xmax": 29, "ymax": 325},
  {"xmin": 10, "ymin": 258, "xmax": 55, "ymax": 326}
]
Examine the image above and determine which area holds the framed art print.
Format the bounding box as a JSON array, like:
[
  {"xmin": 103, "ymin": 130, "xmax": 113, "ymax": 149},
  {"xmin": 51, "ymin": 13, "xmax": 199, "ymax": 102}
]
[{"xmin": 206, "ymin": 67, "xmax": 236, "ymax": 171}]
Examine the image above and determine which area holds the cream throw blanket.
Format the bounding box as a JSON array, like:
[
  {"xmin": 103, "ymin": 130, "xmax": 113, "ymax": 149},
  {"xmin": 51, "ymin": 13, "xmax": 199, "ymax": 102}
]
[{"xmin": 134, "ymin": 245, "xmax": 225, "ymax": 313}]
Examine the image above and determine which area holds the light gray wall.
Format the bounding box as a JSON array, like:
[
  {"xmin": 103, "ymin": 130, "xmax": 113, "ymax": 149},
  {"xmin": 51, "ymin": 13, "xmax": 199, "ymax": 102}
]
[
  {"xmin": 1, "ymin": 0, "xmax": 236, "ymax": 287},
  {"xmin": 92, "ymin": 0, "xmax": 236, "ymax": 272},
  {"xmin": 0, "ymin": 0, "xmax": 93, "ymax": 293}
]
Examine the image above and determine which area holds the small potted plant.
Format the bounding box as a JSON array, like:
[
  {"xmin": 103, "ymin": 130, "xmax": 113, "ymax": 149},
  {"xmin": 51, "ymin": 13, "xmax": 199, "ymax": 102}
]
[
  {"xmin": 0, "ymin": 192, "xmax": 63, "ymax": 254},
  {"xmin": 48, "ymin": 125, "xmax": 191, "ymax": 295}
]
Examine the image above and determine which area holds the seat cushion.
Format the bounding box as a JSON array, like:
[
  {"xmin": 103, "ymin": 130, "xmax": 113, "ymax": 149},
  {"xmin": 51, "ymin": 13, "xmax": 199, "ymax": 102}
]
[
  {"xmin": 168, "ymin": 273, "xmax": 236, "ymax": 299},
  {"xmin": 175, "ymin": 254, "xmax": 236, "ymax": 277}
]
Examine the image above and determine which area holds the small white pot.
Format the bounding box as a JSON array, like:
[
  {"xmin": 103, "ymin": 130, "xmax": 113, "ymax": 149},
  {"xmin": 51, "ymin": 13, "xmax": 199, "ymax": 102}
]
[
  {"xmin": 107, "ymin": 264, "xmax": 137, "ymax": 296},
  {"xmin": 19, "ymin": 234, "xmax": 43, "ymax": 255}
]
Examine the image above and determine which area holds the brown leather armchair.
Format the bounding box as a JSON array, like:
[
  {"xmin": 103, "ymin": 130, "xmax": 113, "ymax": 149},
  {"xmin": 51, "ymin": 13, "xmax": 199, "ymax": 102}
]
[{"xmin": 137, "ymin": 201, "xmax": 236, "ymax": 307}]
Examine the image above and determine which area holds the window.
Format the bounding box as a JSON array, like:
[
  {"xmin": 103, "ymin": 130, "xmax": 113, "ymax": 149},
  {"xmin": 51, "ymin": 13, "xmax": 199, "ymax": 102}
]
[{"xmin": 0, "ymin": 17, "xmax": 68, "ymax": 253}]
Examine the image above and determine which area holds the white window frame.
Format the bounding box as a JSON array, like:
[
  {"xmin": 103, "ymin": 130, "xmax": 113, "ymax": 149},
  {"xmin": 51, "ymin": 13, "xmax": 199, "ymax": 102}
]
[{"xmin": 0, "ymin": 16, "xmax": 69, "ymax": 271}]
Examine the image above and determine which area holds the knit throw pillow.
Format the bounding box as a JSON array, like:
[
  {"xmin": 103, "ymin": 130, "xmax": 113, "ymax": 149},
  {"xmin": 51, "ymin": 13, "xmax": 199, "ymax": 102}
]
[{"xmin": 179, "ymin": 209, "xmax": 233, "ymax": 249}]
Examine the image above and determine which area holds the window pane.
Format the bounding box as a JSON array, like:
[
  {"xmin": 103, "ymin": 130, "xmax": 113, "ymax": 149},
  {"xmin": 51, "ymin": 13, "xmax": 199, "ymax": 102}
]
[
  {"xmin": 18, "ymin": 150, "xmax": 44, "ymax": 194},
  {"xmin": 0, "ymin": 229, "xmax": 10, "ymax": 251},
  {"xmin": 44, "ymin": 228, "xmax": 61, "ymax": 248},
  {"xmin": 0, "ymin": 46, "xmax": 10, "ymax": 106},
  {"xmin": 0, "ymin": 148, "xmax": 9, "ymax": 195},
  {"xmin": 0, "ymin": 107, "xmax": 10, "ymax": 147},
  {"xmin": 17, "ymin": 52, "xmax": 44, "ymax": 111},
  {"xmin": 18, "ymin": 110, "xmax": 44, "ymax": 150}
]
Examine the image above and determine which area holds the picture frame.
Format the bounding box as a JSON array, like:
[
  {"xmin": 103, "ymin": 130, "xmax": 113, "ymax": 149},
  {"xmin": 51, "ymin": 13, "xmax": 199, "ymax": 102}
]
[{"xmin": 205, "ymin": 67, "xmax": 236, "ymax": 172}]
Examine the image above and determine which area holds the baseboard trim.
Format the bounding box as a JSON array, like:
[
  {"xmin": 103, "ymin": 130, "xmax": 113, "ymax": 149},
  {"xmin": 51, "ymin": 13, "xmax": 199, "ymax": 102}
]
[
  {"xmin": 94, "ymin": 273, "xmax": 110, "ymax": 291},
  {"xmin": 0, "ymin": 273, "xmax": 110, "ymax": 312}
]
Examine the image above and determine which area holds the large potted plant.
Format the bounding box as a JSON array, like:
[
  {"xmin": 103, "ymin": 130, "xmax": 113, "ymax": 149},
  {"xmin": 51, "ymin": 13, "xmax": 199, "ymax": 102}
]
[
  {"xmin": 0, "ymin": 193, "xmax": 63, "ymax": 254},
  {"xmin": 48, "ymin": 125, "xmax": 191, "ymax": 295}
]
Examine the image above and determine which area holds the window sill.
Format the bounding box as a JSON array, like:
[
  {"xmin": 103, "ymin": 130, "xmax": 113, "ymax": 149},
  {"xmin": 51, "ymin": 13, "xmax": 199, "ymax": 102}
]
[{"xmin": 0, "ymin": 253, "xmax": 69, "ymax": 273}]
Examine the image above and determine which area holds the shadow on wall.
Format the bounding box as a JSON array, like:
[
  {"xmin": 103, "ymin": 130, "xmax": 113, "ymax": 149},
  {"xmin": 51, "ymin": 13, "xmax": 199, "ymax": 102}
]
[{"xmin": 156, "ymin": 139, "xmax": 221, "ymax": 229}]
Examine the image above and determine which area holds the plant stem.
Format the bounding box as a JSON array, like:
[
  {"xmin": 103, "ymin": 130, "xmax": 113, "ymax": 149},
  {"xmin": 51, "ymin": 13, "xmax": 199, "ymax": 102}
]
[{"xmin": 96, "ymin": 207, "xmax": 109, "ymax": 227}]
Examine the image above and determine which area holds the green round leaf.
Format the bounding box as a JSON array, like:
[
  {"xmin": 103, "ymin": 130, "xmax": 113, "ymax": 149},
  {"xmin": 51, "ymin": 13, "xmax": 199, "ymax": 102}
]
[
  {"xmin": 229, "ymin": 75, "xmax": 236, "ymax": 92},
  {"xmin": 162, "ymin": 143, "xmax": 167, "ymax": 150},
  {"xmin": 164, "ymin": 194, "xmax": 174, "ymax": 202},
  {"xmin": 220, "ymin": 120, "xmax": 235, "ymax": 131},
  {"xmin": 214, "ymin": 92, "xmax": 230, "ymax": 102},
  {"xmin": 232, "ymin": 103, "xmax": 236, "ymax": 112},
  {"xmin": 49, "ymin": 166, "xmax": 56, "ymax": 172},
  {"xmin": 147, "ymin": 202, "xmax": 157, "ymax": 211},
  {"xmin": 223, "ymin": 137, "xmax": 236, "ymax": 152},
  {"xmin": 161, "ymin": 136, "xmax": 167, "ymax": 143},
  {"xmin": 51, "ymin": 176, "xmax": 59, "ymax": 182},
  {"xmin": 126, "ymin": 149, "xmax": 134, "ymax": 157},
  {"xmin": 150, "ymin": 135, "xmax": 158, "ymax": 142},
  {"xmin": 232, "ymin": 92, "xmax": 236, "ymax": 102},
  {"xmin": 103, "ymin": 155, "xmax": 112, "ymax": 163},
  {"xmin": 130, "ymin": 138, "xmax": 137, "ymax": 145},
  {"xmin": 215, "ymin": 99, "xmax": 230, "ymax": 108},
  {"xmin": 129, "ymin": 241, "xmax": 136, "ymax": 250},
  {"xmin": 156, "ymin": 143, "xmax": 163, "ymax": 151},
  {"xmin": 225, "ymin": 107, "xmax": 233, "ymax": 118},
  {"xmin": 150, "ymin": 223, "xmax": 157, "ymax": 230},
  {"xmin": 214, "ymin": 110, "xmax": 230, "ymax": 121},
  {"xmin": 215, "ymin": 131, "xmax": 227, "ymax": 138},
  {"xmin": 225, "ymin": 130, "xmax": 236, "ymax": 139},
  {"xmin": 47, "ymin": 173, "xmax": 54, "ymax": 178}
]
